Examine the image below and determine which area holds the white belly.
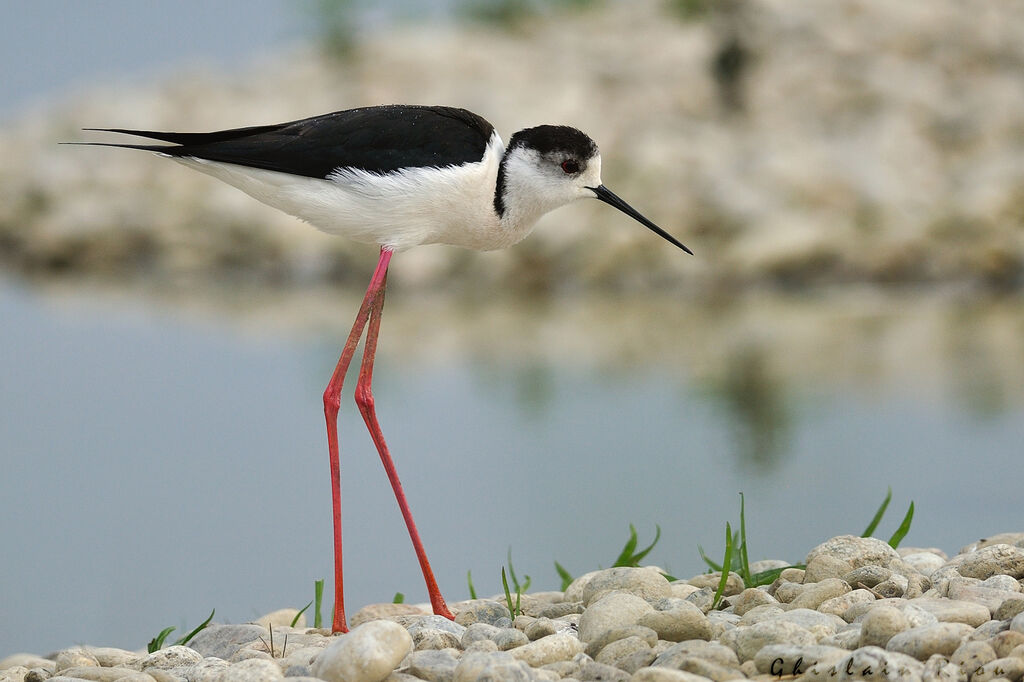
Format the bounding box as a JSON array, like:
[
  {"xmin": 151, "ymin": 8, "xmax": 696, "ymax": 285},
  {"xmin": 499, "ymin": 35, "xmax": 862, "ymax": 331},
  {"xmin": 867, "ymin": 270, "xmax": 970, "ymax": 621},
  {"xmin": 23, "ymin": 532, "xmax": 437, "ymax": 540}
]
[{"xmin": 172, "ymin": 138, "xmax": 536, "ymax": 253}]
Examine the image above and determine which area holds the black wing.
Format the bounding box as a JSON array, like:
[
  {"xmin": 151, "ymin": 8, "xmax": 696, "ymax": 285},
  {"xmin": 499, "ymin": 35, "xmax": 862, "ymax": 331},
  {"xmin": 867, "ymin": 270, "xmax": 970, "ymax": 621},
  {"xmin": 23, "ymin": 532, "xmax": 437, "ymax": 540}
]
[{"xmin": 82, "ymin": 105, "xmax": 496, "ymax": 178}]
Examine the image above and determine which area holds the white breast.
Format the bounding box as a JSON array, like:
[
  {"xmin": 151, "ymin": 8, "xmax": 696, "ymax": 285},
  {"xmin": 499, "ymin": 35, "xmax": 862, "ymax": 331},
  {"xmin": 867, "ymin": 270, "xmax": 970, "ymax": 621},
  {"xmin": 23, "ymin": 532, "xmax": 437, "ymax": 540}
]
[{"xmin": 171, "ymin": 132, "xmax": 537, "ymax": 252}]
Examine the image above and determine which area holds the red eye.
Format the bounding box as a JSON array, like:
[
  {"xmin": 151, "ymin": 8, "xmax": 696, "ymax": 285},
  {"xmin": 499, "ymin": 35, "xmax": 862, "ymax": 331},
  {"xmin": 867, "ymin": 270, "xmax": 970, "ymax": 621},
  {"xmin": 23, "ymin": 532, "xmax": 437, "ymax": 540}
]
[{"xmin": 561, "ymin": 159, "xmax": 580, "ymax": 174}]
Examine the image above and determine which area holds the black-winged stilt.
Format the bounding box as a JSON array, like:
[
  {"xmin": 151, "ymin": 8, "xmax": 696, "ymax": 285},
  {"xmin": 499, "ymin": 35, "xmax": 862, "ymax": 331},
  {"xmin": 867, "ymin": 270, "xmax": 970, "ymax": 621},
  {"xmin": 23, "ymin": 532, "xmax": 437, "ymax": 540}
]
[{"xmin": 77, "ymin": 104, "xmax": 692, "ymax": 632}]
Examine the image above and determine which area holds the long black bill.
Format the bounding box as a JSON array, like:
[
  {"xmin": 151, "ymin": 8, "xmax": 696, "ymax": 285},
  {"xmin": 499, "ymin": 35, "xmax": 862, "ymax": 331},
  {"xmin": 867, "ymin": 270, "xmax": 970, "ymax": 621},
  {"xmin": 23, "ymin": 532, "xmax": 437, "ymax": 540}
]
[{"xmin": 590, "ymin": 184, "xmax": 693, "ymax": 255}]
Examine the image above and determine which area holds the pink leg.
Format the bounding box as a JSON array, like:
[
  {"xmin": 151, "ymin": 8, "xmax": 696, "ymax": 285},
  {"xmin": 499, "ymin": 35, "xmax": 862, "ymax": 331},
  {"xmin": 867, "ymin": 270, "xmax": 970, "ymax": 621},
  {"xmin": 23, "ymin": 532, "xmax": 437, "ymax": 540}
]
[
  {"xmin": 323, "ymin": 247, "xmax": 393, "ymax": 633},
  {"xmin": 354, "ymin": 260, "xmax": 455, "ymax": 621}
]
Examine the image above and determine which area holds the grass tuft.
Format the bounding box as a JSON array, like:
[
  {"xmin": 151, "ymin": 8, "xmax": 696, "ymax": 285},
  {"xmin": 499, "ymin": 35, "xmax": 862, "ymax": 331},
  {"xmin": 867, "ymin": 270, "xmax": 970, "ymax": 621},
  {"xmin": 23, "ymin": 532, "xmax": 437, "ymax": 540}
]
[
  {"xmin": 554, "ymin": 561, "xmax": 573, "ymax": 591},
  {"xmin": 613, "ymin": 524, "xmax": 662, "ymax": 568},
  {"xmin": 292, "ymin": 599, "xmax": 313, "ymax": 628},
  {"xmin": 711, "ymin": 523, "xmax": 734, "ymax": 610},
  {"xmin": 314, "ymin": 579, "xmax": 324, "ymax": 629},
  {"xmin": 501, "ymin": 566, "xmax": 522, "ymax": 619},
  {"xmin": 888, "ymin": 501, "xmax": 914, "ymax": 548},
  {"xmin": 862, "ymin": 487, "xmax": 893, "ymax": 538},
  {"xmin": 506, "ymin": 548, "xmax": 531, "ymax": 594},
  {"xmin": 147, "ymin": 608, "xmax": 214, "ymax": 653}
]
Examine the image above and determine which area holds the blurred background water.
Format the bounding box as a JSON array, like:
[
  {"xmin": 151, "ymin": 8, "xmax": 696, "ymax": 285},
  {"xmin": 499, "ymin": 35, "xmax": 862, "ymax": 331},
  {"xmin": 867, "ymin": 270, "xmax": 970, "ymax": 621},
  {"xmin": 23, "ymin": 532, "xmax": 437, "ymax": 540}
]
[{"xmin": 2, "ymin": 0, "xmax": 1023, "ymax": 658}]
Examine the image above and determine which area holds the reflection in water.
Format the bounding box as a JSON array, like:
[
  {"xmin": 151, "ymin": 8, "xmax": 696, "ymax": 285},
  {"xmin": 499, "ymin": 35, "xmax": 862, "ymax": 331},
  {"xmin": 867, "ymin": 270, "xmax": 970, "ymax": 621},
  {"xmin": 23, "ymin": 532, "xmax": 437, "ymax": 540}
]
[
  {"xmin": 708, "ymin": 343, "xmax": 791, "ymax": 471},
  {"xmin": 946, "ymin": 302, "xmax": 1023, "ymax": 419}
]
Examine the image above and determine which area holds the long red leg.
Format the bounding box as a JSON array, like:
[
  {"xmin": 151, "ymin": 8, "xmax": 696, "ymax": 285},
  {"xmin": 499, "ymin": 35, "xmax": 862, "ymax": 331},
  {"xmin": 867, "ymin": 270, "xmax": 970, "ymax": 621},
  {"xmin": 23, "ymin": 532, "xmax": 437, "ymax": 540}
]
[
  {"xmin": 354, "ymin": 260, "xmax": 455, "ymax": 621},
  {"xmin": 323, "ymin": 247, "xmax": 393, "ymax": 633}
]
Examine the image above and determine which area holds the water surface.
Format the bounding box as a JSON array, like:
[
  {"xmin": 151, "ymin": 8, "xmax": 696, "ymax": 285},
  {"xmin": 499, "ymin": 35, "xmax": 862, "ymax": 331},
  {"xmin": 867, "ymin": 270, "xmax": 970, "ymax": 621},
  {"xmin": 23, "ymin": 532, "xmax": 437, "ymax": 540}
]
[{"xmin": 2, "ymin": 280, "xmax": 1022, "ymax": 656}]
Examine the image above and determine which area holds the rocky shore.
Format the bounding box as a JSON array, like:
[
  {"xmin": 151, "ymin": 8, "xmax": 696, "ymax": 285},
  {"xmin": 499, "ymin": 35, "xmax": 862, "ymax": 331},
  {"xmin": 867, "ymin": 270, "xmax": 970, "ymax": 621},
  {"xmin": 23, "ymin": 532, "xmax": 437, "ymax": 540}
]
[{"xmin": 4, "ymin": 533, "xmax": 1023, "ymax": 682}]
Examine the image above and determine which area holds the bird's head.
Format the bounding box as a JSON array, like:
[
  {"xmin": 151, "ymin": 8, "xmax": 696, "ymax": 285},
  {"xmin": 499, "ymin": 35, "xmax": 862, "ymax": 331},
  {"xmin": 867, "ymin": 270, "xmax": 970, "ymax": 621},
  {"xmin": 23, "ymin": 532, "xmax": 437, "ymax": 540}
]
[{"xmin": 497, "ymin": 125, "xmax": 692, "ymax": 254}]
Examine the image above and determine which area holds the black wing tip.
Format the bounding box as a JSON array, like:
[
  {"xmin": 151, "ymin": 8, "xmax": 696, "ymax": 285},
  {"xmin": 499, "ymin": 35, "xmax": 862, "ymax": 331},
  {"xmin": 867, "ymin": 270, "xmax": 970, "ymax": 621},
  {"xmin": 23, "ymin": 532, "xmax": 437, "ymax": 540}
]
[{"xmin": 60, "ymin": 140, "xmax": 178, "ymax": 153}]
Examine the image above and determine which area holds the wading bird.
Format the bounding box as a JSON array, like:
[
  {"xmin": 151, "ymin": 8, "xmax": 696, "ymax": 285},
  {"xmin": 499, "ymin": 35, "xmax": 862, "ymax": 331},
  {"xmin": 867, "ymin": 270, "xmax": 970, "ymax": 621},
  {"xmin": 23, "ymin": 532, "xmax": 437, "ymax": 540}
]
[{"xmin": 78, "ymin": 104, "xmax": 691, "ymax": 632}]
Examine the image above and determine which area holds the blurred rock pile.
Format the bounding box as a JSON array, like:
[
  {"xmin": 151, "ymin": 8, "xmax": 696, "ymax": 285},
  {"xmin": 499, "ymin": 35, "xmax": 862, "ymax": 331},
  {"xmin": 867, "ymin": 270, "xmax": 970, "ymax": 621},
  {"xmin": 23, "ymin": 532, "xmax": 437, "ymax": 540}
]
[{"xmin": 1, "ymin": 0, "xmax": 1022, "ymax": 295}]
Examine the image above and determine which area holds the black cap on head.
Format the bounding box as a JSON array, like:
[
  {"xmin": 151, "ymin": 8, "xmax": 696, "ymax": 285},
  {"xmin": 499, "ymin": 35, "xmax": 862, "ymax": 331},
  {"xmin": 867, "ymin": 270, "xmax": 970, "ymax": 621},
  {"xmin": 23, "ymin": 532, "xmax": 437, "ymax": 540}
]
[{"xmin": 507, "ymin": 125, "xmax": 598, "ymax": 160}]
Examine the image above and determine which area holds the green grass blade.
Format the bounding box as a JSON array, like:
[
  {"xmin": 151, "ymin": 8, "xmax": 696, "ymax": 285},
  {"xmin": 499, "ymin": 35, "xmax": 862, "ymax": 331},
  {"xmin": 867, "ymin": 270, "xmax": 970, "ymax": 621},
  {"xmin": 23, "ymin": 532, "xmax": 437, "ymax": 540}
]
[
  {"xmin": 148, "ymin": 626, "xmax": 175, "ymax": 653},
  {"xmin": 392, "ymin": 592, "xmax": 405, "ymax": 604},
  {"xmin": 748, "ymin": 565, "xmax": 804, "ymax": 587},
  {"xmin": 501, "ymin": 567, "xmax": 515, "ymax": 618},
  {"xmin": 888, "ymin": 501, "xmax": 914, "ymax": 548},
  {"xmin": 698, "ymin": 544, "xmax": 723, "ymax": 572},
  {"xmin": 613, "ymin": 524, "xmax": 640, "ymax": 567},
  {"xmin": 175, "ymin": 608, "xmax": 215, "ymax": 647},
  {"xmin": 291, "ymin": 600, "xmax": 313, "ymax": 628},
  {"xmin": 506, "ymin": 548, "xmax": 523, "ymax": 593},
  {"xmin": 862, "ymin": 487, "xmax": 892, "ymax": 538},
  {"xmin": 630, "ymin": 524, "xmax": 661, "ymax": 565},
  {"xmin": 711, "ymin": 523, "xmax": 734, "ymax": 610},
  {"xmin": 467, "ymin": 570, "xmax": 477, "ymax": 599},
  {"xmin": 554, "ymin": 561, "xmax": 573, "ymax": 591},
  {"xmin": 738, "ymin": 493, "xmax": 751, "ymax": 585},
  {"xmin": 314, "ymin": 579, "xmax": 324, "ymax": 630}
]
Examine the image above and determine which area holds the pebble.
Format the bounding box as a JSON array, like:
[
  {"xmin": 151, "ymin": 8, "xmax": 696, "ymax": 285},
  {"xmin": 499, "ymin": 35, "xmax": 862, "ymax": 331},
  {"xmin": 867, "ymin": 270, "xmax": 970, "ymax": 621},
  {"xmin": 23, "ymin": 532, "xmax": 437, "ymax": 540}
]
[
  {"xmin": 771, "ymin": 608, "xmax": 847, "ymax": 639},
  {"xmin": 719, "ymin": 620, "xmax": 818, "ymax": 661},
  {"xmin": 577, "ymin": 592, "xmax": 654, "ymax": 642},
  {"xmin": 651, "ymin": 640, "xmax": 740, "ymax": 669},
  {"xmin": 958, "ymin": 544, "xmax": 1024, "ymax": 580},
  {"xmin": 57, "ymin": 667, "xmax": 151, "ymax": 681},
  {"xmin": 404, "ymin": 649, "xmax": 459, "ymax": 681},
  {"xmin": 805, "ymin": 535, "xmax": 902, "ymax": 570},
  {"xmin": 410, "ymin": 628, "xmax": 461, "ymax": 651},
  {"xmin": 586, "ymin": 626, "xmax": 659, "ymax": 658},
  {"xmin": 751, "ymin": 643, "xmax": 849, "ymax": 676},
  {"xmin": 859, "ymin": 604, "xmax": 909, "ymax": 648},
  {"xmin": 508, "ymin": 633, "xmax": 585, "ymax": 667},
  {"xmin": 89, "ymin": 648, "xmax": 141, "ymax": 669},
  {"xmin": 990, "ymin": 630, "xmax": 1024, "ymax": 657},
  {"xmin": 972, "ymin": 656, "xmax": 1024, "ymax": 682},
  {"xmin": 805, "ymin": 554, "xmax": 854, "ymax": 582},
  {"xmin": 580, "ymin": 567, "xmax": 671, "ymax": 606},
  {"xmin": 629, "ymin": 668, "xmax": 709, "ymax": 682},
  {"xmin": 187, "ymin": 624, "xmax": 269, "ymax": 660},
  {"xmin": 468, "ymin": 622, "xmax": 529, "ymax": 651},
  {"xmin": 790, "ymin": 578, "xmax": 851, "ymax": 610},
  {"xmin": 728, "ymin": 587, "xmax": 778, "ymax": 615},
  {"xmin": 311, "ymin": 620, "xmax": 412, "ymax": 682},
  {"xmin": 593, "ymin": 636, "xmax": 652, "ymax": 669},
  {"xmin": 884, "ymin": 622, "xmax": 975, "ymax": 659},
  {"xmin": 947, "ymin": 578, "xmax": 1022, "ymax": 614},
  {"xmin": 9, "ymin": 531, "xmax": 1024, "ymax": 682},
  {"xmin": 218, "ymin": 658, "xmax": 282, "ymax": 682},
  {"xmin": 951, "ymin": 639, "xmax": 997, "ymax": 673},
  {"xmin": 187, "ymin": 657, "xmax": 229, "ymax": 682},
  {"xmin": 685, "ymin": 572, "xmax": 744, "ymax": 597},
  {"xmin": 451, "ymin": 651, "xmax": 534, "ymax": 682},
  {"xmin": 253, "ymin": 609, "xmax": 303, "ymax": 629},
  {"xmin": 636, "ymin": 602, "xmax": 711, "ymax": 642},
  {"xmin": 55, "ymin": 648, "xmax": 100, "ymax": 671},
  {"xmin": 902, "ymin": 552, "xmax": 947, "ymax": 576},
  {"xmin": 819, "ymin": 588, "xmax": 876, "ymax": 618},
  {"xmin": 451, "ymin": 600, "xmax": 510, "ymax": 627},
  {"xmin": 911, "ymin": 597, "xmax": 993, "ymax": 627},
  {"xmin": 578, "ymin": 659, "xmax": 630, "ymax": 681},
  {"xmin": 820, "ymin": 624, "xmax": 862, "ymax": 650},
  {"xmin": 140, "ymin": 646, "xmax": 202, "ymax": 671}
]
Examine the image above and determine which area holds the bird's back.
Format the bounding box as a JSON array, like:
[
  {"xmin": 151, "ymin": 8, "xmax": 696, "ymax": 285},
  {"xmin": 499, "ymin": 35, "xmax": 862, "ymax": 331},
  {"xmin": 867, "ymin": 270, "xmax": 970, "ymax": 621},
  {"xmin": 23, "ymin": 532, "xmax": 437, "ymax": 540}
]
[{"xmin": 90, "ymin": 105, "xmax": 518, "ymax": 251}]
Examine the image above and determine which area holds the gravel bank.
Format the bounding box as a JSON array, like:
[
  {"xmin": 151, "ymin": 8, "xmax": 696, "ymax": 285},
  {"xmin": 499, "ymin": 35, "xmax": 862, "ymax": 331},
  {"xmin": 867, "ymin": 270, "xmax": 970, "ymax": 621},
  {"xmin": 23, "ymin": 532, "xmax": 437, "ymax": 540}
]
[{"xmin": 4, "ymin": 533, "xmax": 1024, "ymax": 682}]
